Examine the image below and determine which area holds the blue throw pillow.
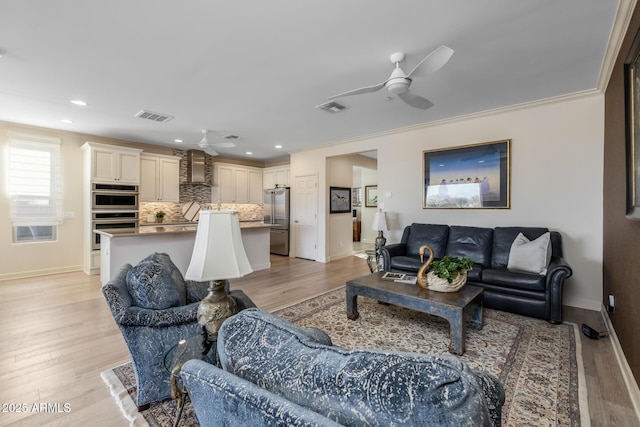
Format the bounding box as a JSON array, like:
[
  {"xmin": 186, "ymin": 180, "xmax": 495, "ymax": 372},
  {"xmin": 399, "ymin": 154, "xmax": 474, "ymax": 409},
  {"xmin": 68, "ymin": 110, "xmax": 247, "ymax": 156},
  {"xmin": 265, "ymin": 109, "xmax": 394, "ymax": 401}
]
[
  {"xmin": 140, "ymin": 252, "xmax": 187, "ymax": 303},
  {"xmin": 126, "ymin": 255, "xmax": 187, "ymax": 309}
]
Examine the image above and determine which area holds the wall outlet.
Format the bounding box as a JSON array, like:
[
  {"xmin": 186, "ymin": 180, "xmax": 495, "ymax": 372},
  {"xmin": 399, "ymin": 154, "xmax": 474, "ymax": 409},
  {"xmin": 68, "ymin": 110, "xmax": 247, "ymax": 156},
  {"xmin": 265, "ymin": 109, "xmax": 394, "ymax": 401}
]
[{"xmin": 608, "ymin": 294, "xmax": 615, "ymax": 313}]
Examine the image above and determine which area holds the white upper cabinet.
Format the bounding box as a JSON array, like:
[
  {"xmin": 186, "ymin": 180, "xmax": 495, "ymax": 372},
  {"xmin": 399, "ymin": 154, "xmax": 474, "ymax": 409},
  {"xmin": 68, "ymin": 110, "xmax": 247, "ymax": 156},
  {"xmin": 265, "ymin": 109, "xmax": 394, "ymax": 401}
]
[
  {"xmin": 140, "ymin": 153, "xmax": 180, "ymax": 202},
  {"xmin": 84, "ymin": 142, "xmax": 142, "ymax": 184},
  {"xmin": 213, "ymin": 163, "xmax": 263, "ymax": 203},
  {"xmin": 263, "ymin": 165, "xmax": 290, "ymax": 189}
]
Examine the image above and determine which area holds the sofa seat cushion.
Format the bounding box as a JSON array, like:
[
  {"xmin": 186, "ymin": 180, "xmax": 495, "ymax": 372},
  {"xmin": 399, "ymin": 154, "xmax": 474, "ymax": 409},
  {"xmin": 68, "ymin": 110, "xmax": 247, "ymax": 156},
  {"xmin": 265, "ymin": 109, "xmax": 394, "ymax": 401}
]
[
  {"xmin": 481, "ymin": 268, "xmax": 546, "ymax": 292},
  {"xmin": 467, "ymin": 264, "xmax": 483, "ymax": 282},
  {"xmin": 218, "ymin": 308, "xmax": 502, "ymax": 427},
  {"xmin": 389, "ymin": 255, "xmax": 424, "ymax": 273},
  {"xmin": 125, "ymin": 252, "xmax": 187, "ymax": 309}
]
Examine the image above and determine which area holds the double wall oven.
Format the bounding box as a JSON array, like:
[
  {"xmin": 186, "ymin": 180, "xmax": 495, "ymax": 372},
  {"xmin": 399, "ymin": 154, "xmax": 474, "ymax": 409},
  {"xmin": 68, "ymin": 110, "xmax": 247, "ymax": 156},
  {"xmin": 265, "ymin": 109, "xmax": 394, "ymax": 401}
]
[{"xmin": 91, "ymin": 183, "xmax": 139, "ymax": 250}]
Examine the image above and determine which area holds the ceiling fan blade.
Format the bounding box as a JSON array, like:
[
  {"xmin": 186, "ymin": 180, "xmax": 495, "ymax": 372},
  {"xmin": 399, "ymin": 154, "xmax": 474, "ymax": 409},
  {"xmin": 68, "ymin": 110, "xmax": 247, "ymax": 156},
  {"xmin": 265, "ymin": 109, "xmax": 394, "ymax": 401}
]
[
  {"xmin": 329, "ymin": 80, "xmax": 387, "ymax": 99},
  {"xmin": 397, "ymin": 91, "xmax": 434, "ymax": 110},
  {"xmin": 406, "ymin": 45, "xmax": 454, "ymax": 78},
  {"xmin": 211, "ymin": 141, "xmax": 236, "ymax": 148},
  {"xmin": 204, "ymin": 148, "xmax": 219, "ymax": 156}
]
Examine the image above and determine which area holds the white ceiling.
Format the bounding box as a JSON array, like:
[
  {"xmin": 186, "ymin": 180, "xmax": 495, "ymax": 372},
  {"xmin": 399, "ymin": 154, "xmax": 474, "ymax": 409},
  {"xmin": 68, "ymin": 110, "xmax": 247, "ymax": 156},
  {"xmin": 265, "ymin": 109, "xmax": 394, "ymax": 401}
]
[{"xmin": 0, "ymin": 1, "xmax": 620, "ymax": 161}]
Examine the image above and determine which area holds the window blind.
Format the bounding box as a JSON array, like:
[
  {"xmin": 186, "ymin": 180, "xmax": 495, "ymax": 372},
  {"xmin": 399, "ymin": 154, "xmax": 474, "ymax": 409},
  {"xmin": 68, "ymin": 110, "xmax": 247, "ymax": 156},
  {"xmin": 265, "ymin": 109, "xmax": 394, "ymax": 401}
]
[{"xmin": 7, "ymin": 132, "xmax": 63, "ymax": 226}]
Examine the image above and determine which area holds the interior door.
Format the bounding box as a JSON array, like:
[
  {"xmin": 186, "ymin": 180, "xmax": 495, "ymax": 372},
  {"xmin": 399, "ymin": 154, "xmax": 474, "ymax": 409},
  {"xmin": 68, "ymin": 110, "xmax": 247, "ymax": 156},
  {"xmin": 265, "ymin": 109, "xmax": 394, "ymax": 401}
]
[{"xmin": 294, "ymin": 175, "xmax": 318, "ymax": 260}]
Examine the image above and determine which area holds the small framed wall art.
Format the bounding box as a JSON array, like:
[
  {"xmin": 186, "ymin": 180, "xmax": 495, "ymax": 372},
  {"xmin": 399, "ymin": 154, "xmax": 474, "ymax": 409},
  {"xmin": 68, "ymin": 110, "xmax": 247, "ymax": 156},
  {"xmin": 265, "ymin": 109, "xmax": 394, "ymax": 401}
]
[
  {"xmin": 365, "ymin": 185, "xmax": 378, "ymax": 207},
  {"xmin": 423, "ymin": 139, "xmax": 511, "ymax": 209},
  {"xmin": 329, "ymin": 186, "xmax": 352, "ymax": 213}
]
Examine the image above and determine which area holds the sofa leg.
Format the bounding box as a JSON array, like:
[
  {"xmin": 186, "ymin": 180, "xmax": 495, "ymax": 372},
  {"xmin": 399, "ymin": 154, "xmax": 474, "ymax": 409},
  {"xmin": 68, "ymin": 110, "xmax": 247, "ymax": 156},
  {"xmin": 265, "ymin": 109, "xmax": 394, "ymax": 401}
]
[
  {"xmin": 137, "ymin": 403, "xmax": 150, "ymax": 412},
  {"xmin": 547, "ymin": 319, "xmax": 562, "ymax": 325}
]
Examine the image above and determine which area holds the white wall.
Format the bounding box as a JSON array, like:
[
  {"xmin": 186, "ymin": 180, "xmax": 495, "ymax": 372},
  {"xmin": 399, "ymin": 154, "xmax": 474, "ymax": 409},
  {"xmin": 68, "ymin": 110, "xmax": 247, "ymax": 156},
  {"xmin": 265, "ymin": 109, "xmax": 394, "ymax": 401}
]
[
  {"xmin": 0, "ymin": 121, "xmax": 168, "ymax": 280},
  {"xmin": 291, "ymin": 93, "xmax": 604, "ymax": 310}
]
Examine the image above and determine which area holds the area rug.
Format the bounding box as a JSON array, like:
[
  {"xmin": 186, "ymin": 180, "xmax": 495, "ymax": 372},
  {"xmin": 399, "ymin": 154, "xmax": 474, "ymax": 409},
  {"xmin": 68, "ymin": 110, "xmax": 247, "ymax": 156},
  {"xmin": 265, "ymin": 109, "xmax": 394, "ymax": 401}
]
[{"xmin": 102, "ymin": 287, "xmax": 588, "ymax": 426}]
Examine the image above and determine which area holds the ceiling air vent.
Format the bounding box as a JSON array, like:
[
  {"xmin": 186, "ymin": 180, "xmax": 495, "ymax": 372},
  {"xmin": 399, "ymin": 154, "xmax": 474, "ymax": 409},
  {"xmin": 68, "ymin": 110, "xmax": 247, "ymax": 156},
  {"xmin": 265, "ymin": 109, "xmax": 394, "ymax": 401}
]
[
  {"xmin": 315, "ymin": 101, "xmax": 347, "ymax": 113},
  {"xmin": 134, "ymin": 110, "xmax": 174, "ymax": 123},
  {"xmin": 223, "ymin": 134, "xmax": 241, "ymax": 140}
]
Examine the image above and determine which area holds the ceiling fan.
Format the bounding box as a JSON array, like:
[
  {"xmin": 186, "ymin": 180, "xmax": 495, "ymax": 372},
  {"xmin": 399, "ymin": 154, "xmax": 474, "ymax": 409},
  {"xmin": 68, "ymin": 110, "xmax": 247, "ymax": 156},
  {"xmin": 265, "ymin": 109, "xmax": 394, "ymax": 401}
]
[
  {"xmin": 191, "ymin": 130, "xmax": 236, "ymax": 156},
  {"xmin": 329, "ymin": 45, "xmax": 454, "ymax": 110}
]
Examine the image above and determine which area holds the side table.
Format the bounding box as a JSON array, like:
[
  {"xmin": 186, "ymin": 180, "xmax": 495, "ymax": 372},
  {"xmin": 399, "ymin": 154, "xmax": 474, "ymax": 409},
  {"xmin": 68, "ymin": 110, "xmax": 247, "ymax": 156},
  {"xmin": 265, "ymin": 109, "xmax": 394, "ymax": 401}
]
[
  {"xmin": 365, "ymin": 249, "xmax": 377, "ymax": 273},
  {"xmin": 164, "ymin": 332, "xmax": 216, "ymax": 427}
]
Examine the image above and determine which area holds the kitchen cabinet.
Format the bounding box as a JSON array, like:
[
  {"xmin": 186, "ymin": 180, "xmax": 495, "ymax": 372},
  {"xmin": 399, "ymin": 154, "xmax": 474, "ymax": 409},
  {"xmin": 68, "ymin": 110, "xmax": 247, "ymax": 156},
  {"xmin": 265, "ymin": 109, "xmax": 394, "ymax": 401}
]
[
  {"xmin": 81, "ymin": 142, "xmax": 143, "ymax": 276},
  {"xmin": 85, "ymin": 142, "xmax": 142, "ymax": 184},
  {"xmin": 140, "ymin": 153, "xmax": 180, "ymax": 202},
  {"xmin": 213, "ymin": 163, "xmax": 263, "ymax": 203},
  {"xmin": 263, "ymin": 165, "xmax": 290, "ymax": 189}
]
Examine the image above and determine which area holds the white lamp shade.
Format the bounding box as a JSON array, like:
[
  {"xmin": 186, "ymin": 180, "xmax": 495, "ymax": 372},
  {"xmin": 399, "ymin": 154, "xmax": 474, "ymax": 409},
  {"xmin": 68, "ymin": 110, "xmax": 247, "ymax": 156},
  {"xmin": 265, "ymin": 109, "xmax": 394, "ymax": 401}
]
[
  {"xmin": 185, "ymin": 210, "xmax": 253, "ymax": 281},
  {"xmin": 372, "ymin": 210, "xmax": 388, "ymax": 232}
]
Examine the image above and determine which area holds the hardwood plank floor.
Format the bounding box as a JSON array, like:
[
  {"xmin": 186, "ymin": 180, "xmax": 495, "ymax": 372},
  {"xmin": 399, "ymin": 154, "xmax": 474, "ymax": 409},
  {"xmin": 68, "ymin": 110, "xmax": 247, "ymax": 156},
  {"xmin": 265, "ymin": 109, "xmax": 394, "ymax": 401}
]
[{"xmin": 0, "ymin": 254, "xmax": 637, "ymax": 426}]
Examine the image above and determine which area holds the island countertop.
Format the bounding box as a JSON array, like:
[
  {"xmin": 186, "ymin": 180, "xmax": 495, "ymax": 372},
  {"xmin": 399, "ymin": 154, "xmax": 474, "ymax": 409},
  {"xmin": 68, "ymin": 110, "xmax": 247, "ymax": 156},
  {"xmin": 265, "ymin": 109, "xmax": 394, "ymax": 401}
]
[
  {"xmin": 95, "ymin": 221, "xmax": 271, "ymax": 238},
  {"xmin": 96, "ymin": 221, "xmax": 272, "ymax": 285}
]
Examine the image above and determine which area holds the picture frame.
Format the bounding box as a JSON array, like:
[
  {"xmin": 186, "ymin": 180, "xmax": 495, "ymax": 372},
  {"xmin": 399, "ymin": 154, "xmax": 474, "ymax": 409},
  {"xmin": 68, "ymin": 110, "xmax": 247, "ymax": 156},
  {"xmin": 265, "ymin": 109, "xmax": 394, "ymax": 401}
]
[
  {"xmin": 625, "ymin": 29, "xmax": 640, "ymax": 220},
  {"xmin": 365, "ymin": 185, "xmax": 378, "ymax": 207},
  {"xmin": 329, "ymin": 186, "xmax": 351, "ymax": 213},
  {"xmin": 352, "ymin": 187, "xmax": 362, "ymax": 207},
  {"xmin": 423, "ymin": 139, "xmax": 511, "ymax": 209}
]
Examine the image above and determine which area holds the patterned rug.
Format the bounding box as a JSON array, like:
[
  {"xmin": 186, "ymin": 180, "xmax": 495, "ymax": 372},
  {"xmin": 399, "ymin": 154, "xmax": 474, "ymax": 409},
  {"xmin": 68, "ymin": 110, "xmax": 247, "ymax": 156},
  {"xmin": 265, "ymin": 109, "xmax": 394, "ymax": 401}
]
[{"xmin": 102, "ymin": 287, "xmax": 588, "ymax": 426}]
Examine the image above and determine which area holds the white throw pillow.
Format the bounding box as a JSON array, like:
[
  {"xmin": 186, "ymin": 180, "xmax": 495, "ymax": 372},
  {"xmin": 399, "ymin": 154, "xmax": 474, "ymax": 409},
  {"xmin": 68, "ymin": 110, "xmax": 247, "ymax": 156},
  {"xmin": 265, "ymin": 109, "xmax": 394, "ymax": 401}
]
[{"xmin": 507, "ymin": 232, "xmax": 552, "ymax": 275}]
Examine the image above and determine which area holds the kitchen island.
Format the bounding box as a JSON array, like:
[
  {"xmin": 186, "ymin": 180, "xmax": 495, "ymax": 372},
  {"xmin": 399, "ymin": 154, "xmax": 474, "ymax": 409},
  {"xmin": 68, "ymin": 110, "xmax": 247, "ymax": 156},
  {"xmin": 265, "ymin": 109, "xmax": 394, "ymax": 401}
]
[{"xmin": 95, "ymin": 221, "xmax": 271, "ymax": 285}]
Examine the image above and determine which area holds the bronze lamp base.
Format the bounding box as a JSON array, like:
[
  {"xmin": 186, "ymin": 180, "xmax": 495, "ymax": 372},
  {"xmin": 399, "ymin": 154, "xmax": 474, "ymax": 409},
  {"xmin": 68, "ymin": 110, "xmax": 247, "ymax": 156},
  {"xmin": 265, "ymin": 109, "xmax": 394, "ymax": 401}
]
[{"xmin": 197, "ymin": 279, "xmax": 237, "ymax": 339}]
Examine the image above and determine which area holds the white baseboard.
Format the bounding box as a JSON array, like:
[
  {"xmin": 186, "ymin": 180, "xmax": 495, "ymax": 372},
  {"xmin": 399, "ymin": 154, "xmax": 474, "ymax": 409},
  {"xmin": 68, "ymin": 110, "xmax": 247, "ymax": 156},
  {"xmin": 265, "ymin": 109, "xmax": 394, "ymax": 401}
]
[
  {"xmin": 0, "ymin": 265, "xmax": 83, "ymax": 281},
  {"xmin": 601, "ymin": 304, "xmax": 640, "ymax": 421}
]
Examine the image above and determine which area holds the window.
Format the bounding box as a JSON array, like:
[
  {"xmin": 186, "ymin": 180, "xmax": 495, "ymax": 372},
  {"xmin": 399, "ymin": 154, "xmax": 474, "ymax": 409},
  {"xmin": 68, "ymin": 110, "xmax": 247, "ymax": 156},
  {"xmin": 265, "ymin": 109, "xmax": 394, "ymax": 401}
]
[{"xmin": 6, "ymin": 132, "xmax": 63, "ymax": 243}]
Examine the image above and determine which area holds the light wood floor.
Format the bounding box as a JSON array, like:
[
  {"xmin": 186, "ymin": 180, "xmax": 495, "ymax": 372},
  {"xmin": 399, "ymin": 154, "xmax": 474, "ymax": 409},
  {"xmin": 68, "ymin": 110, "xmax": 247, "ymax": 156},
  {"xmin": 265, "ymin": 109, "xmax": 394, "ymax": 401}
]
[{"xmin": 0, "ymin": 255, "xmax": 637, "ymax": 426}]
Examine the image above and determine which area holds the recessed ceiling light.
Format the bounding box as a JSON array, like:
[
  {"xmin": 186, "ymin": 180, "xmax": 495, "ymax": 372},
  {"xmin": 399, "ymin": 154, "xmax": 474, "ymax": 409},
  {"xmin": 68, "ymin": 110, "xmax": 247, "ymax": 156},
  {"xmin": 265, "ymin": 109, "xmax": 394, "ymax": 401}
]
[
  {"xmin": 245, "ymin": 151, "xmax": 253, "ymax": 155},
  {"xmin": 174, "ymin": 139, "xmax": 183, "ymax": 143},
  {"xmin": 70, "ymin": 99, "xmax": 87, "ymax": 106},
  {"xmin": 60, "ymin": 119, "xmax": 74, "ymax": 123},
  {"xmin": 275, "ymin": 145, "xmax": 283, "ymax": 149}
]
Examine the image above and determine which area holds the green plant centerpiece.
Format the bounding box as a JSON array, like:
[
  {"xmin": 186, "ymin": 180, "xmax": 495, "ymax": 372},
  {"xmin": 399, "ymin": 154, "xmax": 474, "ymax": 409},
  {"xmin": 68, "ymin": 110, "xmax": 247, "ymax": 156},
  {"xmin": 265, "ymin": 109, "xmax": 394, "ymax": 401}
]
[
  {"xmin": 430, "ymin": 256, "xmax": 474, "ymax": 283},
  {"xmin": 416, "ymin": 245, "xmax": 473, "ymax": 292},
  {"xmin": 155, "ymin": 210, "xmax": 166, "ymax": 223}
]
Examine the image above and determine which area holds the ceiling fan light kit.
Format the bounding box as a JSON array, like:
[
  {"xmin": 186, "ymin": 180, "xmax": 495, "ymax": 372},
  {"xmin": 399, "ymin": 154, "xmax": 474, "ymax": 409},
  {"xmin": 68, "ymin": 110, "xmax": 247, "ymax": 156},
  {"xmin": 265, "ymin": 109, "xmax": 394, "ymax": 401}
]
[{"xmin": 328, "ymin": 45, "xmax": 454, "ymax": 110}]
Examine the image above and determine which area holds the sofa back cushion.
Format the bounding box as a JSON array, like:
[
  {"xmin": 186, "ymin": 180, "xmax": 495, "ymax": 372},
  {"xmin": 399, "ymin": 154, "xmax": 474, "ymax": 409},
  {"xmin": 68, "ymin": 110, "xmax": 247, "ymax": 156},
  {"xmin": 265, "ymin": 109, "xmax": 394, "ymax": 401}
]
[
  {"xmin": 218, "ymin": 308, "xmax": 495, "ymax": 427},
  {"xmin": 405, "ymin": 223, "xmax": 450, "ymax": 259},
  {"xmin": 492, "ymin": 227, "xmax": 549, "ymax": 268},
  {"xmin": 445, "ymin": 226, "xmax": 493, "ymax": 267}
]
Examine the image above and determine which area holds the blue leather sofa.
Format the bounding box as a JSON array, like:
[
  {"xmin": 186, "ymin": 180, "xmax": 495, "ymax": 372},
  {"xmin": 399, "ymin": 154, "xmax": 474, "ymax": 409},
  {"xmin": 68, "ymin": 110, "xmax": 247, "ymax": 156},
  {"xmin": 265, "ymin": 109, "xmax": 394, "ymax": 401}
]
[
  {"xmin": 380, "ymin": 224, "xmax": 573, "ymax": 323},
  {"xmin": 181, "ymin": 308, "xmax": 505, "ymax": 426}
]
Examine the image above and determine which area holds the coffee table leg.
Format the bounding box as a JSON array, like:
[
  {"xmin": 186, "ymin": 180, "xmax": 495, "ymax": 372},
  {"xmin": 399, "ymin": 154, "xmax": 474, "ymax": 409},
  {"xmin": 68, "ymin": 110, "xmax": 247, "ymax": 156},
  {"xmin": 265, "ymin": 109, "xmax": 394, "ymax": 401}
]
[
  {"xmin": 448, "ymin": 310, "xmax": 465, "ymax": 356},
  {"xmin": 469, "ymin": 298, "xmax": 483, "ymax": 330},
  {"xmin": 346, "ymin": 288, "xmax": 360, "ymax": 320}
]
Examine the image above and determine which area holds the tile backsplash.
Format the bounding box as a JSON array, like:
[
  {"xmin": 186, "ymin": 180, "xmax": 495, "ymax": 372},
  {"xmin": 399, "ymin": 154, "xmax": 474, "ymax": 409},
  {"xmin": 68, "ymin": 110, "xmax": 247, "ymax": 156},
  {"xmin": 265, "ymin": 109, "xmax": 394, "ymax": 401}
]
[{"xmin": 140, "ymin": 201, "xmax": 264, "ymax": 224}]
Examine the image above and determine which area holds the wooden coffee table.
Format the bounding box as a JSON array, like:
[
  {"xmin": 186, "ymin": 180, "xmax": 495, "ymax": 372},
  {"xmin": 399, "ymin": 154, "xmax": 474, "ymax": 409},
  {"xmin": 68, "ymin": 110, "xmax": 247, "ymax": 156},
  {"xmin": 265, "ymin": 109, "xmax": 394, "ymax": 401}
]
[{"xmin": 346, "ymin": 272, "xmax": 484, "ymax": 355}]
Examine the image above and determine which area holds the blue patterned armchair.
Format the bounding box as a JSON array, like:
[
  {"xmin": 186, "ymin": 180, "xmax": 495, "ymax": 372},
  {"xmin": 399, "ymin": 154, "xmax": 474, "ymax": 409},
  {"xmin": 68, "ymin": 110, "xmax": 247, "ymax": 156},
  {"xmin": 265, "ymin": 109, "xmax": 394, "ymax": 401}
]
[
  {"xmin": 182, "ymin": 308, "xmax": 504, "ymax": 426},
  {"xmin": 101, "ymin": 252, "xmax": 255, "ymax": 408}
]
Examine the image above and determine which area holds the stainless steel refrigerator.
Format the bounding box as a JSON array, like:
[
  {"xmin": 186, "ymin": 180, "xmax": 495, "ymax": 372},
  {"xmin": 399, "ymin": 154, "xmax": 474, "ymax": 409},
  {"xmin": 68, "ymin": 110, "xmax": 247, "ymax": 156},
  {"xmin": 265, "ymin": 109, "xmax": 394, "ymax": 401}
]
[{"xmin": 264, "ymin": 187, "xmax": 290, "ymax": 255}]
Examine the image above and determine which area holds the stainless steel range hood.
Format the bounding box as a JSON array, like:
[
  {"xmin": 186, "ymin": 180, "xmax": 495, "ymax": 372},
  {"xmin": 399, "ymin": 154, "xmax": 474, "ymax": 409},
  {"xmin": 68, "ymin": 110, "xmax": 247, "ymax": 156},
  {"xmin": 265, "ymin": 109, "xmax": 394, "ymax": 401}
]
[{"xmin": 186, "ymin": 150, "xmax": 207, "ymax": 184}]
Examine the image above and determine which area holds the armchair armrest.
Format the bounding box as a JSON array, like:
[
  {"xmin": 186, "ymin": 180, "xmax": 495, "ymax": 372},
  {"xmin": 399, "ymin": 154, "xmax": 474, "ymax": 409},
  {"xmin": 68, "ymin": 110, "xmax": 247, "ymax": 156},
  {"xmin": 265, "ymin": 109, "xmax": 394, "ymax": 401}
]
[{"xmin": 117, "ymin": 302, "xmax": 199, "ymax": 327}]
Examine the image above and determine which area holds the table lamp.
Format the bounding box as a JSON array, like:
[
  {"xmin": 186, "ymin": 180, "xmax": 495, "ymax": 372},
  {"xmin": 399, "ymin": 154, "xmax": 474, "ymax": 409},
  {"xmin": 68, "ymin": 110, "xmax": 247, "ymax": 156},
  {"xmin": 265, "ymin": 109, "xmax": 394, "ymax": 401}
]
[
  {"xmin": 372, "ymin": 209, "xmax": 389, "ymax": 249},
  {"xmin": 185, "ymin": 210, "xmax": 253, "ymax": 339}
]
